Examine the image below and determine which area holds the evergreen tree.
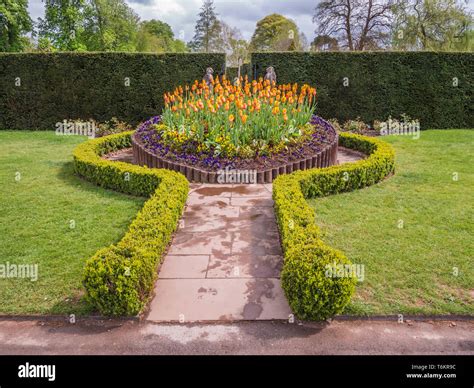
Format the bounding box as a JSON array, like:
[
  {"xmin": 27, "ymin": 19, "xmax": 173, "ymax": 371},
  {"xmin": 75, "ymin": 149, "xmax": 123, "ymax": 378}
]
[{"xmin": 189, "ymin": 0, "xmax": 224, "ymax": 53}]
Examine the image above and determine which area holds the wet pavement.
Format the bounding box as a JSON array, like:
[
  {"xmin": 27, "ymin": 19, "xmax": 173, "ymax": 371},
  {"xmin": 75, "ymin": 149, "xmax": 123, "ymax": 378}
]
[
  {"xmin": 0, "ymin": 318, "xmax": 472, "ymax": 355},
  {"xmin": 146, "ymin": 147, "xmax": 365, "ymax": 323},
  {"xmin": 146, "ymin": 183, "xmax": 292, "ymax": 322}
]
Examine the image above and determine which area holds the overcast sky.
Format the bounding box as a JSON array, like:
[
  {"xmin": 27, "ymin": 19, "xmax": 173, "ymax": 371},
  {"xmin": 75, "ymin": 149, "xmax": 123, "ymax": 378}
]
[{"xmin": 28, "ymin": 0, "xmax": 318, "ymax": 42}]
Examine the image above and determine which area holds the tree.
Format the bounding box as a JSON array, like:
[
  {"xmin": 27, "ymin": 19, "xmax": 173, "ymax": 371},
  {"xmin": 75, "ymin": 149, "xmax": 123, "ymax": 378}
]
[
  {"xmin": 38, "ymin": 0, "xmax": 140, "ymax": 52},
  {"xmin": 38, "ymin": 0, "xmax": 88, "ymax": 51},
  {"xmin": 299, "ymin": 32, "xmax": 310, "ymax": 51},
  {"xmin": 137, "ymin": 19, "xmax": 188, "ymax": 52},
  {"xmin": 82, "ymin": 0, "xmax": 140, "ymax": 51},
  {"xmin": 0, "ymin": 0, "xmax": 32, "ymax": 52},
  {"xmin": 311, "ymin": 34, "xmax": 340, "ymax": 51},
  {"xmin": 249, "ymin": 14, "xmax": 302, "ymax": 52},
  {"xmin": 392, "ymin": 0, "xmax": 473, "ymax": 51},
  {"xmin": 313, "ymin": 0, "xmax": 395, "ymax": 51},
  {"xmin": 189, "ymin": 0, "xmax": 224, "ymax": 53},
  {"xmin": 220, "ymin": 22, "xmax": 249, "ymax": 66}
]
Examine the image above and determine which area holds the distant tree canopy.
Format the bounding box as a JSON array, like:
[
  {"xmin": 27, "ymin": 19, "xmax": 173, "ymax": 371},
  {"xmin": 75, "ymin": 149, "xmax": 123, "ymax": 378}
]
[
  {"xmin": 37, "ymin": 0, "xmax": 89, "ymax": 51},
  {"xmin": 1, "ymin": 0, "xmax": 472, "ymax": 55},
  {"xmin": 249, "ymin": 14, "xmax": 303, "ymax": 52},
  {"xmin": 313, "ymin": 0, "xmax": 472, "ymax": 51},
  {"xmin": 311, "ymin": 34, "xmax": 339, "ymax": 51},
  {"xmin": 391, "ymin": 0, "xmax": 473, "ymax": 51},
  {"xmin": 137, "ymin": 19, "xmax": 188, "ymax": 52},
  {"xmin": 220, "ymin": 21, "xmax": 249, "ymax": 66},
  {"xmin": 313, "ymin": 0, "xmax": 395, "ymax": 51},
  {"xmin": 37, "ymin": 0, "xmax": 139, "ymax": 51},
  {"xmin": 34, "ymin": 0, "xmax": 189, "ymax": 53},
  {"xmin": 0, "ymin": 0, "xmax": 32, "ymax": 52}
]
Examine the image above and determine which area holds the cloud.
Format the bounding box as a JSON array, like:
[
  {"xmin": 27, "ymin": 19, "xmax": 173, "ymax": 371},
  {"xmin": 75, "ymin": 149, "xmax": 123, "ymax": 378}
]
[{"xmin": 131, "ymin": 0, "xmax": 317, "ymax": 41}]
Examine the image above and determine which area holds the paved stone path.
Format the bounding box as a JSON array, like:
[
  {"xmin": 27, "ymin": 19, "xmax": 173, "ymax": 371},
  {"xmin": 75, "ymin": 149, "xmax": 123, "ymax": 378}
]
[
  {"xmin": 146, "ymin": 147, "xmax": 365, "ymax": 322},
  {"xmin": 147, "ymin": 184, "xmax": 292, "ymax": 322},
  {"xmin": 337, "ymin": 146, "xmax": 366, "ymax": 164}
]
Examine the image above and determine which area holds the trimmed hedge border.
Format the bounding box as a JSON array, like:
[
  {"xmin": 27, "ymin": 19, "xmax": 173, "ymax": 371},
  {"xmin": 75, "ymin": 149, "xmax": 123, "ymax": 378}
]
[
  {"xmin": 0, "ymin": 52, "xmax": 226, "ymax": 130},
  {"xmin": 131, "ymin": 121, "xmax": 339, "ymax": 184},
  {"xmin": 273, "ymin": 132, "xmax": 395, "ymax": 320},
  {"xmin": 73, "ymin": 130, "xmax": 189, "ymax": 316},
  {"xmin": 252, "ymin": 52, "xmax": 474, "ymax": 129}
]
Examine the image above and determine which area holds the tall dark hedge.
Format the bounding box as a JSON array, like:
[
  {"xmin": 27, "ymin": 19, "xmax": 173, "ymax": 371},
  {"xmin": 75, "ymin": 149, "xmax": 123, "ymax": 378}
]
[
  {"xmin": 252, "ymin": 52, "xmax": 473, "ymax": 129},
  {"xmin": 0, "ymin": 53, "xmax": 226, "ymax": 130},
  {"xmin": 1, "ymin": 52, "xmax": 472, "ymax": 130},
  {"xmin": 226, "ymin": 63, "xmax": 252, "ymax": 81}
]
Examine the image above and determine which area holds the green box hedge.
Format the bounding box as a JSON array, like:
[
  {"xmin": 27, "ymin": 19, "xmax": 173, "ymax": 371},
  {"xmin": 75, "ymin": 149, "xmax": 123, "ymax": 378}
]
[
  {"xmin": 252, "ymin": 52, "xmax": 474, "ymax": 129},
  {"xmin": 0, "ymin": 52, "xmax": 225, "ymax": 130},
  {"xmin": 73, "ymin": 131, "xmax": 189, "ymax": 315},
  {"xmin": 273, "ymin": 132, "xmax": 395, "ymax": 320}
]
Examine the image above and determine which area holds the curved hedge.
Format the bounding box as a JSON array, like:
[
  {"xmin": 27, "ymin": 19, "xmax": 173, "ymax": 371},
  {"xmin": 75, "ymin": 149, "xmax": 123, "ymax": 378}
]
[
  {"xmin": 73, "ymin": 131, "xmax": 189, "ymax": 315},
  {"xmin": 273, "ymin": 132, "xmax": 395, "ymax": 320}
]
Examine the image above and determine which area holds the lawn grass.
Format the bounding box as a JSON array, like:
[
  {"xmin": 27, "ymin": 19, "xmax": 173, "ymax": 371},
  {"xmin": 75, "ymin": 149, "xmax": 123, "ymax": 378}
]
[
  {"xmin": 0, "ymin": 131, "xmax": 146, "ymax": 315},
  {"xmin": 1, "ymin": 129, "xmax": 472, "ymax": 317},
  {"xmin": 308, "ymin": 130, "xmax": 474, "ymax": 316}
]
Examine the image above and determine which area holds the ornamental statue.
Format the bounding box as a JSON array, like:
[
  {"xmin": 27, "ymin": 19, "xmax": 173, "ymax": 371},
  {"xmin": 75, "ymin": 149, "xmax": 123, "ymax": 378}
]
[
  {"xmin": 264, "ymin": 66, "xmax": 277, "ymax": 84},
  {"xmin": 203, "ymin": 67, "xmax": 214, "ymax": 91}
]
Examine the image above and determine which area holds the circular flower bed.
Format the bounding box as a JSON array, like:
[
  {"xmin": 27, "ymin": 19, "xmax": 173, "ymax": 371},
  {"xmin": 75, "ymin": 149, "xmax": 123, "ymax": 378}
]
[{"xmin": 133, "ymin": 77, "xmax": 338, "ymax": 182}]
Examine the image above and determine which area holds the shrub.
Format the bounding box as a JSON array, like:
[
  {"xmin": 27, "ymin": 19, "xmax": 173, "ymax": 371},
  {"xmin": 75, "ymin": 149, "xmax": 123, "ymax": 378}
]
[
  {"xmin": 74, "ymin": 130, "xmax": 188, "ymax": 315},
  {"xmin": 95, "ymin": 117, "xmax": 133, "ymax": 138},
  {"xmin": 273, "ymin": 132, "xmax": 395, "ymax": 320},
  {"xmin": 281, "ymin": 241, "xmax": 356, "ymax": 320}
]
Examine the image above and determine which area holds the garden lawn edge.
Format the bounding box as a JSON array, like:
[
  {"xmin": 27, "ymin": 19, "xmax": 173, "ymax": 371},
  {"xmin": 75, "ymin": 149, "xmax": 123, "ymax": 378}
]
[
  {"xmin": 73, "ymin": 131, "xmax": 189, "ymax": 316},
  {"xmin": 273, "ymin": 133, "xmax": 395, "ymax": 320}
]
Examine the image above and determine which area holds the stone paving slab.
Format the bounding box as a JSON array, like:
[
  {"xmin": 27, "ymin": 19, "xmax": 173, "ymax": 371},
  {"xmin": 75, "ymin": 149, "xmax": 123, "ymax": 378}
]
[
  {"xmin": 147, "ymin": 278, "xmax": 292, "ymax": 322},
  {"xmin": 207, "ymin": 254, "xmax": 283, "ymax": 278},
  {"xmin": 230, "ymin": 197, "xmax": 274, "ymax": 207},
  {"xmin": 159, "ymin": 255, "xmax": 210, "ymax": 279},
  {"xmin": 167, "ymin": 231, "xmax": 233, "ymax": 255},
  {"xmin": 147, "ymin": 182, "xmax": 290, "ymax": 322},
  {"xmin": 147, "ymin": 149, "xmax": 364, "ymax": 322}
]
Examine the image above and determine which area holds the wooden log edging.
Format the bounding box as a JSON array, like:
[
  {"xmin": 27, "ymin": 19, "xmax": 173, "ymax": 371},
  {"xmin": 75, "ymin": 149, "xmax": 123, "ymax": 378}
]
[{"xmin": 132, "ymin": 126, "xmax": 339, "ymax": 184}]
